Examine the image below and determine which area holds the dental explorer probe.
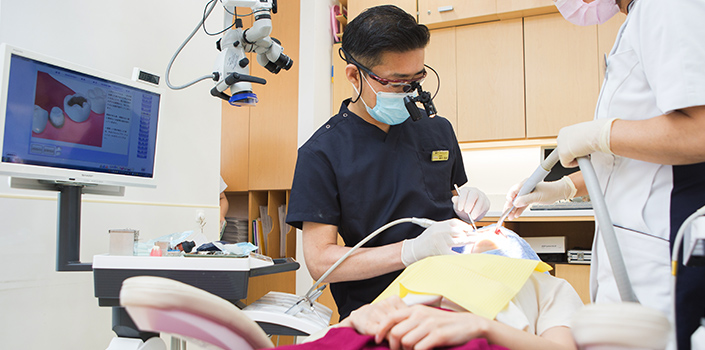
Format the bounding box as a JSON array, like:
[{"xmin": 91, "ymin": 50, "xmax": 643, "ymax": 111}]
[
  {"xmin": 454, "ymin": 184, "xmax": 478, "ymax": 231},
  {"xmin": 495, "ymin": 149, "xmax": 560, "ymax": 232},
  {"xmin": 285, "ymin": 217, "xmax": 437, "ymax": 316}
]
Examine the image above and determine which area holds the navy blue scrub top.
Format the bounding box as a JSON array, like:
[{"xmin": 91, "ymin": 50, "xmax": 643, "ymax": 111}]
[{"xmin": 287, "ymin": 99, "xmax": 468, "ymax": 320}]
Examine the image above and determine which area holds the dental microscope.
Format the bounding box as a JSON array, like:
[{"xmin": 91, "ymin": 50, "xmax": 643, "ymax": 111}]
[{"xmin": 211, "ymin": 0, "xmax": 293, "ymax": 106}]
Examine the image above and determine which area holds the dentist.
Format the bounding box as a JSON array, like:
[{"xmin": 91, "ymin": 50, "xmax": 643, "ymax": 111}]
[
  {"xmin": 287, "ymin": 5, "xmax": 490, "ymax": 321},
  {"xmin": 505, "ymin": 1, "xmax": 705, "ymax": 349}
]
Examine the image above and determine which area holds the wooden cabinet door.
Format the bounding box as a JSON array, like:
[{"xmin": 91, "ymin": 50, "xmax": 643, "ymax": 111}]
[
  {"xmin": 332, "ymin": 43, "xmax": 351, "ymax": 115},
  {"xmin": 496, "ymin": 0, "xmax": 556, "ymax": 19},
  {"xmin": 524, "ymin": 13, "xmax": 599, "ymax": 138},
  {"xmin": 348, "ymin": 0, "xmax": 417, "ymax": 22},
  {"xmin": 455, "ymin": 19, "xmax": 525, "ymax": 141},
  {"xmin": 425, "ymin": 27, "xmax": 458, "ymax": 131},
  {"xmin": 221, "ymin": 101, "xmax": 250, "ymax": 191},
  {"xmin": 247, "ymin": 0, "xmax": 300, "ymax": 190},
  {"xmin": 418, "ymin": 0, "xmax": 496, "ymax": 28}
]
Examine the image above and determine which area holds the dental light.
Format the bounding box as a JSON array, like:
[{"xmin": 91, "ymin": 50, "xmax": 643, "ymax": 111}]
[{"xmin": 165, "ymin": 0, "xmax": 293, "ymax": 107}]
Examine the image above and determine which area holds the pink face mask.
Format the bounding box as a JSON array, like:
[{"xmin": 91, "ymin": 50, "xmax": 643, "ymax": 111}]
[{"xmin": 555, "ymin": 0, "xmax": 620, "ymax": 26}]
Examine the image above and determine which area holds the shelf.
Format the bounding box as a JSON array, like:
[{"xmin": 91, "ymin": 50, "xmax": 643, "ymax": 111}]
[{"xmin": 479, "ymin": 214, "xmax": 594, "ymax": 223}]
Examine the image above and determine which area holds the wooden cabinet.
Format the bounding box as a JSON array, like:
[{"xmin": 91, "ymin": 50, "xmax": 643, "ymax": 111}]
[
  {"xmin": 425, "ymin": 12, "xmax": 620, "ymax": 142},
  {"xmin": 555, "ymin": 263, "xmax": 591, "ymax": 304},
  {"xmin": 418, "ymin": 0, "xmax": 497, "ymax": 28},
  {"xmin": 348, "ymin": 0, "xmax": 417, "ymax": 21},
  {"xmin": 524, "ymin": 13, "xmax": 599, "ymax": 138},
  {"xmin": 424, "ymin": 27, "xmax": 458, "ymax": 130},
  {"xmin": 455, "ymin": 19, "xmax": 525, "ymax": 141},
  {"xmin": 479, "ymin": 217, "xmax": 596, "ymax": 303},
  {"xmin": 417, "ymin": 0, "xmax": 557, "ymax": 28},
  {"xmin": 332, "ymin": 43, "xmax": 350, "ymax": 113},
  {"xmin": 496, "ymin": 0, "xmax": 556, "ymax": 19},
  {"xmin": 220, "ymin": 0, "xmax": 300, "ymax": 191},
  {"xmin": 221, "ymin": 101, "xmax": 250, "ymax": 192}
]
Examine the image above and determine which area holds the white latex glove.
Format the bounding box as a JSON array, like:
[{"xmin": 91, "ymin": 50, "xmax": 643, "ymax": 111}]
[
  {"xmin": 557, "ymin": 117, "xmax": 617, "ymax": 168},
  {"xmin": 502, "ymin": 176, "xmax": 577, "ymax": 220},
  {"xmin": 452, "ymin": 185, "xmax": 490, "ymax": 222},
  {"xmin": 400, "ymin": 219, "xmax": 475, "ymax": 267}
]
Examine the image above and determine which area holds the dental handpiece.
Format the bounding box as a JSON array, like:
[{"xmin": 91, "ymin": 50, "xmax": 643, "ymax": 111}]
[{"xmin": 496, "ymin": 149, "xmax": 560, "ymax": 230}]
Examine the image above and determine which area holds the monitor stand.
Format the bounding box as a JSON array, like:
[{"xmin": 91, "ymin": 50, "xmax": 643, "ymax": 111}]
[{"xmin": 10, "ymin": 177, "xmax": 124, "ymax": 271}]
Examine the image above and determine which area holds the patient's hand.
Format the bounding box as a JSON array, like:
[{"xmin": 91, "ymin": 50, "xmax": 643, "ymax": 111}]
[
  {"xmin": 339, "ymin": 296, "xmax": 408, "ymax": 342},
  {"xmin": 377, "ymin": 305, "xmax": 491, "ymax": 350}
]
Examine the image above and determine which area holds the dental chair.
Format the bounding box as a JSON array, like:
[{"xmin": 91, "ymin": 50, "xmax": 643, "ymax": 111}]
[{"xmin": 120, "ymin": 275, "xmax": 275, "ymax": 350}]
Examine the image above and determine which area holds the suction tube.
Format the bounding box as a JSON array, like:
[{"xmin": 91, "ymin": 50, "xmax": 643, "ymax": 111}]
[
  {"xmin": 539, "ymin": 150, "xmax": 637, "ymax": 303},
  {"xmin": 577, "ymin": 156, "xmax": 638, "ymax": 303}
]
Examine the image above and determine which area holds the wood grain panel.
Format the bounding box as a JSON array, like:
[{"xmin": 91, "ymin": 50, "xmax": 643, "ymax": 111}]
[
  {"xmin": 418, "ymin": 0, "xmax": 497, "ymax": 28},
  {"xmin": 248, "ymin": 0, "xmax": 300, "ymax": 190},
  {"xmin": 425, "ymin": 27, "xmax": 458, "ymax": 131},
  {"xmin": 524, "ymin": 13, "xmax": 599, "ymax": 138},
  {"xmin": 456, "ymin": 19, "xmax": 525, "ymax": 141}
]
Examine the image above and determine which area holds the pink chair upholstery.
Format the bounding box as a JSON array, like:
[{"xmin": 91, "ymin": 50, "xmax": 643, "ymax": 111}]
[{"xmin": 120, "ymin": 276, "xmax": 275, "ymax": 350}]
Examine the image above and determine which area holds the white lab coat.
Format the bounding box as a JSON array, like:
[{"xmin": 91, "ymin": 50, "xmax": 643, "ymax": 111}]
[{"xmin": 589, "ymin": 0, "xmax": 705, "ymax": 322}]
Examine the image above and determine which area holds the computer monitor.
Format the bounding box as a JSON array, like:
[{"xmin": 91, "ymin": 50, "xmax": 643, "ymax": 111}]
[
  {"xmin": 541, "ymin": 146, "xmax": 579, "ymax": 182},
  {"xmin": 0, "ymin": 43, "xmax": 162, "ymax": 189}
]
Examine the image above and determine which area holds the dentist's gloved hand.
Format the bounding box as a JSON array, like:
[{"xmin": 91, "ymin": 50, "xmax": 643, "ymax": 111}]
[
  {"xmin": 401, "ymin": 219, "xmax": 475, "ymax": 267},
  {"xmin": 503, "ymin": 176, "xmax": 577, "ymax": 220},
  {"xmin": 452, "ymin": 185, "xmax": 490, "ymax": 222},
  {"xmin": 557, "ymin": 117, "xmax": 617, "ymax": 168}
]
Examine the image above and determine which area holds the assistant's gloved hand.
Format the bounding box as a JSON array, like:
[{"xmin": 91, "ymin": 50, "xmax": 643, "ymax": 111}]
[
  {"xmin": 452, "ymin": 185, "xmax": 490, "ymax": 222},
  {"xmin": 503, "ymin": 176, "xmax": 577, "ymax": 220},
  {"xmin": 401, "ymin": 219, "xmax": 475, "ymax": 267},
  {"xmin": 557, "ymin": 117, "xmax": 617, "ymax": 168}
]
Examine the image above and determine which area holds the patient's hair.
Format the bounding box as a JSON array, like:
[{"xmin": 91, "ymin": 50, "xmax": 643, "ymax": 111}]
[{"xmin": 341, "ymin": 5, "xmax": 430, "ymax": 68}]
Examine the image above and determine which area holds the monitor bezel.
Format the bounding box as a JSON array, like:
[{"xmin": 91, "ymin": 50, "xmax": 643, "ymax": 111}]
[{"xmin": 0, "ymin": 43, "xmax": 163, "ymax": 189}]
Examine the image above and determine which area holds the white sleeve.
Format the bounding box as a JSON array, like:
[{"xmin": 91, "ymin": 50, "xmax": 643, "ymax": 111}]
[
  {"xmin": 634, "ymin": 0, "xmax": 705, "ymax": 113},
  {"xmin": 534, "ymin": 273, "xmax": 585, "ymax": 335},
  {"xmin": 219, "ymin": 176, "xmax": 228, "ymax": 193}
]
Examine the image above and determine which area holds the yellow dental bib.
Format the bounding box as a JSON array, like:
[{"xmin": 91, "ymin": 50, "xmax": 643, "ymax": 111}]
[{"xmin": 373, "ymin": 254, "xmax": 551, "ymax": 320}]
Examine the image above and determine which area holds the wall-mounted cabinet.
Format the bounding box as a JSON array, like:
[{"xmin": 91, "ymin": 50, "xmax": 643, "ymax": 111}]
[
  {"xmin": 495, "ymin": 0, "xmax": 556, "ymax": 19},
  {"xmin": 418, "ymin": 0, "xmax": 497, "ymax": 28},
  {"xmin": 424, "ymin": 27, "xmax": 458, "ymax": 131},
  {"xmin": 422, "ymin": 12, "xmax": 626, "ymax": 142},
  {"xmin": 347, "ymin": 0, "xmax": 417, "ymax": 21},
  {"xmin": 524, "ymin": 13, "xmax": 599, "ymax": 138},
  {"xmin": 455, "ymin": 18, "xmax": 525, "ymax": 141}
]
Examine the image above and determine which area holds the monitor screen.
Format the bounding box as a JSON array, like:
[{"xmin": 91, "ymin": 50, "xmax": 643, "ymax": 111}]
[
  {"xmin": 0, "ymin": 44, "xmax": 161, "ymax": 188},
  {"xmin": 542, "ymin": 146, "xmax": 579, "ymax": 182}
]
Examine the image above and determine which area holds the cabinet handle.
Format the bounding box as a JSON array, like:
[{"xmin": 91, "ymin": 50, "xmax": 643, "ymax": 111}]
[{"xmin": 438, "ymin": 6, "xmax": 454, "ymax": 13}]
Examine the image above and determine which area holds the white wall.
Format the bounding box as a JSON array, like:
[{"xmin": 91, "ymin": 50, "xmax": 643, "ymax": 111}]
[{"xmin": 0, "ymin": 1, "xmax": 224, "ymax": 348}]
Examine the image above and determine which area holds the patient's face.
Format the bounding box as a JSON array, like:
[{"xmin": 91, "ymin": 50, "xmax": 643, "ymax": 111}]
[{"xmin": 469, "ymin": 226, "xmax": 509, "ymax": 253}]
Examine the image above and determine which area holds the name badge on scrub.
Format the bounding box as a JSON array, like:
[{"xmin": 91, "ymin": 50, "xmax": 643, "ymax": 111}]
[{"xmin": 431, "ymin": 150, "xmax": 449, "ymax": 162}]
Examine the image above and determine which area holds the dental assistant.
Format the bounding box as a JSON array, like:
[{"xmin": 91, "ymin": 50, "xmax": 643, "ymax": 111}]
[
  {"xmin": 505, "ymin": 1, "xmax": 705, "ymax": 349},
  {"xmin": 286, "ymin": 5, "xmax": 490, "ymax": 321}
]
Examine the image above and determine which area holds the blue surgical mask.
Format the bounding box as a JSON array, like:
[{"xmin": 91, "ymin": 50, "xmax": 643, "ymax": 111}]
[{"xmin": 352, "ymin": 75, "xmax": 415, "ymax": 125}]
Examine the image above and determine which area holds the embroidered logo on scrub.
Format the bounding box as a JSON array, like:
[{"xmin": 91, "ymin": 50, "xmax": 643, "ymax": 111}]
[{"xmin": 431, "ymin": 150, "xmax": 449, "ymax": 162}]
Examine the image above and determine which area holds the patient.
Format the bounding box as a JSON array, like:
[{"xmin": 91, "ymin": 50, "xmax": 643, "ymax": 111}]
[{"xmin": 272, "ymin": 225, "xmax": 583, "ymax": 350}]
